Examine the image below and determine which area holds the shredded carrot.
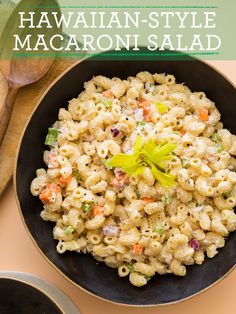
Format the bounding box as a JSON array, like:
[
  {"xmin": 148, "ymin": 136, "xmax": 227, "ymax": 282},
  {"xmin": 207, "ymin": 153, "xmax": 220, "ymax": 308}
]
[
  {"xmin": 39, "ymin": 189, "xmax": 53, "ymax": 204},
  {"xmin": 139, "ymin": 99, "xmax": 150, "ymax": 116},
  {"xmin": 140, "ymin": 99, "xmax": 150, "ymax": 106},
  {"xmin": 112, "ymin": 174, "xmax": 129, "ymax": 187},
  {"xmin": 39, "ymin": 183, "xmax": 61, "ymax": 204},
  {"xmin": 132, "ymin": 244, "xmax": 143, "ymax": 255},
  {"xmin": 123, "ymin": 176, "xmax": 129, "ymax": 185},
  {"xmin": 145, "ymin": 114, "xmax": 153, "ymax": 122},
  {"xmin": 103, "ymin": 90, "xmax": 114, "ymax": 99},
  {"xmin": 179, "ymin": 129, "xmax": 186, "ymax": 137},
  {"xmin": 47, "ymin": 183, "xmax": 61, "ymax": 193},
  {"xmin": 142, "ymin": 197, "xmax": 154, "ymax": 203},
  {"xmin": 59, "ymin": 175, "xmax": 72, "ymax": 187},
  {"xmin": 93, "ymin": 205, "xmax": 104, "ymax": 216},
  {"xmin": 139, "ymin": 99, "xmax": 153, "ymax": 122},
  {"xmin": 197, "ymin": 108, "xmax": 209, "ymax": 122},
  {"xmin": 117, "ymin": 173, "xmax": 127, "ymax": 182},
  {"xmin": 111, "ymin": 178, "xmax": 122, "ymax": 187}
]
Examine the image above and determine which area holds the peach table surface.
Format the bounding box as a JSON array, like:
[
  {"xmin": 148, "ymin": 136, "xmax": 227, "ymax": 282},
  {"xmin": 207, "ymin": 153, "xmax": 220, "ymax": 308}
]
[{"xmin": 0, "ymin": 61, "xmax": 236, "ymax": 314}]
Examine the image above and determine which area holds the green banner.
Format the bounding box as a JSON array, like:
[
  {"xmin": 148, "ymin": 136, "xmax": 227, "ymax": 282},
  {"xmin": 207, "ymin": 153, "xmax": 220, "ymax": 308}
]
[{"xmin": 0, "ymin": 0, "xmax": 235, "ymax": 60}]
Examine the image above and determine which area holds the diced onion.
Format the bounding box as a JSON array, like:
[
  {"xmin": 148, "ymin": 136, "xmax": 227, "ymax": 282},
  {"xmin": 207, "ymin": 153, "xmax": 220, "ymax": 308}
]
[
  {"xmin": 134, "ymin": 108, "xmax": 144, "ymax": 122},
  {"xmin": 103, "ymin": 225, "xmax": 119, "ymax": 236}
]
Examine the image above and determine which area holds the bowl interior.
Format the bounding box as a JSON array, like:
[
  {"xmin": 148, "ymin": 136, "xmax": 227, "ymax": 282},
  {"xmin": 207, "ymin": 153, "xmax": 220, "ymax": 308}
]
[
  {"xmin": 16, "ymin": 50, "xmax": 236, "ymax": 305},
  {"xmin": 0, "ymin": 278, "xmax": 62, "ymax": 314}
]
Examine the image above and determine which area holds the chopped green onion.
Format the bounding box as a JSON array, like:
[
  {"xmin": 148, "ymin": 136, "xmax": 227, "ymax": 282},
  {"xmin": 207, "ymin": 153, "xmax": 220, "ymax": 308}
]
[
  {"xmin": 64, "ymin": 225, "xmax": 74, "ymax": 235},
  {"xmin": 182, "ymin": 158, "xmax": 190, "ymax": 168},
  {"xmin": 45, "ymin": 128, "xmax": 60, "ymax": 146},
  {"xmin": 173, "ymin": 131, "xmax": 179, "ymax": 135},
  {"xmin": 101, "ymin": 97, "xmax": 112, "ymax": 108},
  {"xmin": 156, "ymin": 102, "xmax": 167, "ymax": 114},
  {"xmin": 223, "ymin": 192, "xmax": 231, "ymax": 199},
  {"xmin": 161, "ymin": 195, "xmax": 172, "ymax": 205},
  {"xmin": 216, "ymin": 143, "xmax": 224, "ymax": 153},
  {"xmin": 82, "ymin": 202, "xmax": 93, "ymax": 212},
  {"xmin": 139, "ymin": 121, "xmax": 146, "ymax": 127},
  {"xmin": 72, "ymin": 170, "xmax": 80, "ymax": 181},
  {"xmin": 96, "ymin": 87, "xmax": 103, "ymax": 93},
  {"xmin": 149, "ymin": 84, "xmax": 156, "ymax": 94},
  {"xmin": 210, "ymin": 132, "xmax": 220, "ymax": 143},
  {"xmin": 156, "ymin": 222, "xmax": 164, "ymax": 235},
  {"xmin": 126, "ymin": 264, "xmax": 134, "ymax": 272}
]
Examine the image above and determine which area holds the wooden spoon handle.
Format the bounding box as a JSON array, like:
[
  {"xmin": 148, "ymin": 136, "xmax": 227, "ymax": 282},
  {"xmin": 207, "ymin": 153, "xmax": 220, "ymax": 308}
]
[{"xmin": 0, "ymin": 84, "xmax": 19, "ymax": 146}]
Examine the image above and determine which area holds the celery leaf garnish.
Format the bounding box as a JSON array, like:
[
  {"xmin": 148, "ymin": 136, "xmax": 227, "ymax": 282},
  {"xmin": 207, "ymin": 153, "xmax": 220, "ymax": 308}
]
[{"xmin": 107, "ymin": 137, "xmax": 176, "ymax": 187}]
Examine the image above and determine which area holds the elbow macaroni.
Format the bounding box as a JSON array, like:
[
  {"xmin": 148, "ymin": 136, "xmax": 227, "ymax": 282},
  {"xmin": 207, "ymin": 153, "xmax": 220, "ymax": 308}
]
[{"xmin": 31, "ymin": 72, "xmax": 236, "ymax": 287}]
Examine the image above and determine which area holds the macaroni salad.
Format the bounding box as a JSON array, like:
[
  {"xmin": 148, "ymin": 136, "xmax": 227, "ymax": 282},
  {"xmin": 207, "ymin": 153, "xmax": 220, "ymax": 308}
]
[{"xmin": 31, "ymin": 72, "xmax": 236, "ymax": 287}]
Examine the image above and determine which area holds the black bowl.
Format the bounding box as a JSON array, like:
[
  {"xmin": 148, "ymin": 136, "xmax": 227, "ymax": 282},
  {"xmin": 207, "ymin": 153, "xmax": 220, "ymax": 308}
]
[
  {"xmin": 15, "ymin": 49, "xmax": 236, "ymax": 306},
  {"xmin": 0, "ymin": 278, "xmax": 62, "ymax": 314}
]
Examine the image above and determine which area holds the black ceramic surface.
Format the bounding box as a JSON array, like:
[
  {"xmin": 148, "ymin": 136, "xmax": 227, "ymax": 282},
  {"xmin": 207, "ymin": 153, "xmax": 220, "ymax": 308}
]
[
  {"xmin": 0, "ymin": 278, "xmax": 62, "ymax": 314},
  {"xmin": 16, "ymin": 49, "xmax": 236, "ymax": 306}
]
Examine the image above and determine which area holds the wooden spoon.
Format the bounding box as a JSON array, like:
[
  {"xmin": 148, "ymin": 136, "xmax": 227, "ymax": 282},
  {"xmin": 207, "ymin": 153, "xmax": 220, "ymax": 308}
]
[
  {"xmin": 0, "ymin": 0, "xmax": 61, "ymax": 144},
  {"xmin": 0, "ymin": 58, "xmax": 54, "ymax": 145},
  {"xmin": 0, "ymin": 0, "xmax": 61, "ymax": 196}
]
